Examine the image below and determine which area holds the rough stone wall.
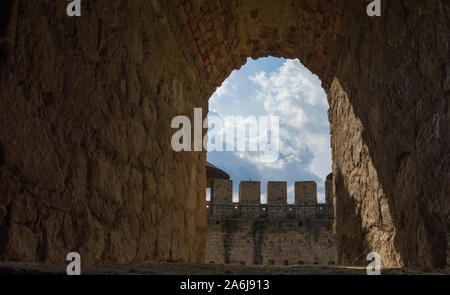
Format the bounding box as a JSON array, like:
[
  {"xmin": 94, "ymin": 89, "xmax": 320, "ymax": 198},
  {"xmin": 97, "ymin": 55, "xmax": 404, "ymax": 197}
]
[
  {"xmin": 448, "ymin": 233, "xmax": 450, "ymax": 266},
  {"xmin": 206, "ymin": 218, "xmax": 336, "ymax": 266},
  {"xmin": 0, "ymin": 0, "xmax": 448, "ymax": 270},
  {"xmin": 0, "ymin": 0, "xmax": 208, "ymax": 264},
  {"xmin": 206, "ymin": 179, "xmax": 336, "ymax": 266},
  {"xmin": 329, "ymin": 1, "xmax": 449, "ymax": 269}
]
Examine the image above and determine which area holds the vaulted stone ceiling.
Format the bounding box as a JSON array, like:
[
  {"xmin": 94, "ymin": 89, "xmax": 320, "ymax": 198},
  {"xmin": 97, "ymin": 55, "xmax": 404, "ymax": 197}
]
[{"xmin": 163, "ymin": 0, "xmax": 346, "ymax": 95}]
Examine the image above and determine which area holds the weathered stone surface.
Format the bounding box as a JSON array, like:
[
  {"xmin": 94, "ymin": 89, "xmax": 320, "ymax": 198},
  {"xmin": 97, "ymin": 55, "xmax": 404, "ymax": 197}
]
[
  {"xmin": 239, "ymin": 182, "xmax": 261, "ymax": 205},
  {"xmin": 295, "ymin": 181, "xmax": 317, "ymax": 206},
  {"xmin": 328, "ymin": 2, "xmax": 449, "ymax": 270},
  {"xmin": 206, "ymin": 218, "xmax": 336, "ymax": 266},
  {"xmin": 0, "ymin": 0, "xmax": 448, "ymax": 270},
  {"xmin": 207, "ymin": 178, "xmax": 336, "ymax": 266},
  {"xmin": 0, "ymin": 0, "xmax": 207, "ymax": 264},
  {"xmin": 211, "ymin": 179, "xmax": 232, "ymax": 205},
  {"xmin": 267, "ymin": 181, "xmax": 287, "ymax": 205}
]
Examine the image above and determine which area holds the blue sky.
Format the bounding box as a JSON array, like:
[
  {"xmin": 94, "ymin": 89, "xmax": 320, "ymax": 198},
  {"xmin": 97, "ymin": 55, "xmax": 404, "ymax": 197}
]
[{"xmin": 206, "ymin": 57, "xmax": 331, "ymax": 204}]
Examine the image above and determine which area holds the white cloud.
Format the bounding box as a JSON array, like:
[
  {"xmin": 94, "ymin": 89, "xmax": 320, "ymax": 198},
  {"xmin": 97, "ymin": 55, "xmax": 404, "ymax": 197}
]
[{"xmin": 249, "ymin": 58, "xmax": 331, "ymax": 180}]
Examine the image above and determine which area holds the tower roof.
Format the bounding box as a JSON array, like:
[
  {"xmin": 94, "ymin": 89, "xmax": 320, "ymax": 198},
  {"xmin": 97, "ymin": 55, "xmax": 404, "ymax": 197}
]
[{"xmin": 206, "ymin": 162, "xmax": 229, "ymax": 187}]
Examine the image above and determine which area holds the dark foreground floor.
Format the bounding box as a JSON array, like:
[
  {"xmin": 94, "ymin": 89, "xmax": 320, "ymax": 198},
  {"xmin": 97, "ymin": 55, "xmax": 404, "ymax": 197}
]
[{"xmin": 0, "ymin": 261, "xmax": 447, "ymax": 275}]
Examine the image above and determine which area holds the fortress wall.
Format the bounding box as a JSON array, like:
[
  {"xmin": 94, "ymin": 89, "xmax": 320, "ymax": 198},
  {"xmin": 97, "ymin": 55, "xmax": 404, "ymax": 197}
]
[
  {"xmin": 206, "ymin": 179, "xmax": 336, "ymax": 266},
  {"xmin": 207, "ymin": 179, "xmax": 332, "ymax": 219},
  {"xmin": 211, "ymin": 180, "xmax": 319, "ymax": 206},
  {"xmin": 260, "ymin": 220, "xmax": 336, "ymax": 265},
  {"xmin": 206, "ymin": 218, "xmax": 337, "ymax": 266},
  {"xmin": 205, "ymin": 221, "xmax": 226, "ymax": 264}
]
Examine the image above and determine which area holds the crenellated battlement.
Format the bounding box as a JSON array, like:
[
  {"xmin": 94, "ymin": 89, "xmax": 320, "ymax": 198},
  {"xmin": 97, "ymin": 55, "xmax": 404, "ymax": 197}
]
[
  {"xmin": 206, "ymin": 175, "xmax": 337, "ymax": 266},
  {"xmin": 207, "ymin": 177, "xmax": 334, "ymax": 219}
]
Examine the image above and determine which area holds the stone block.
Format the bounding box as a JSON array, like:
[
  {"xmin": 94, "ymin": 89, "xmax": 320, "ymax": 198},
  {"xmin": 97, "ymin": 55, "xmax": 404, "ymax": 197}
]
[
  {"xmin": 295, "ymin": 181, "xmax": 317, "ymax": 205},
  {"xmin": 239, "ymin": 181, "xmax": 260, "ymax": 205},
  {"xmin": 267, "ymin": 181, "xmax": 287, "ymax": 205},
  {"xmin": 211, "ymin": 179, "xmax": 233, "ymax": 205}
]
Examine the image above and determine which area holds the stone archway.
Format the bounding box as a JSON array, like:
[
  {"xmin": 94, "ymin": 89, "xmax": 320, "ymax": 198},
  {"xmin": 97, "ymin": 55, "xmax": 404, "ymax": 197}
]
[{"xmin": 0, "ymin": 0, "xmax": 448, "ymax": 270}]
